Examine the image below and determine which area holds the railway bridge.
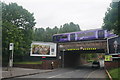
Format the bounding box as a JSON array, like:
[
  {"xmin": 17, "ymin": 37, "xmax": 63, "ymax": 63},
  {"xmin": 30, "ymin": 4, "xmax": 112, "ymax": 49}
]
[{"xmin": 57, "ymin": 40, "xmax": 107, "ymax": 68}]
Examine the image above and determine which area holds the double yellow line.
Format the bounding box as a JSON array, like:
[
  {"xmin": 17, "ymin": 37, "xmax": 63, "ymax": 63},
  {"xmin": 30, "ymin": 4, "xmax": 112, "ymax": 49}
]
[{"xmin": 67, "ymin": 48, "xmax": 97, "ymax": 51}]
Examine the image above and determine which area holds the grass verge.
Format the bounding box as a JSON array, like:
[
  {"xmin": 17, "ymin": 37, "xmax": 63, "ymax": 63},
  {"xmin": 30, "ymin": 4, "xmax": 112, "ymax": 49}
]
[
  {"xmin": 108, "ymin": 68, "xmax": 120, "ymax": 80},
  {"xmin": 14, "ymin": 61, "xmax": 43, "ymax": 64}
]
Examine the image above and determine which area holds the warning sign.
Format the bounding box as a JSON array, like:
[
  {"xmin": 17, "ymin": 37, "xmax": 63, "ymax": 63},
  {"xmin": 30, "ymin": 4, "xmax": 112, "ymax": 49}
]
[{"xmin": 105, "ymin": 55, "xmax": 112, "ymax": 61}]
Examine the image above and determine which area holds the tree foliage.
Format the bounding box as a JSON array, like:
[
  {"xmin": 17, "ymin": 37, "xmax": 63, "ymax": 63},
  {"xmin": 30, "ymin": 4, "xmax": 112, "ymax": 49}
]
[
  {"xmin": 59, "ymin": 22, "xmax": 80, "ymax": 33},
  {"xmin": 34, "ymin": 22, "xmax": 81, "ymax": 42},
  {"xmin": 2, "ymin": 2, "xmax": 36, "ymax": 64},
  {"xmin": 2, "ymin": 2, "xmax": 81, "ymax": 64},
  {"xmin": 102, "ymin": 2, "xmax": 120, "ymax": 35}
]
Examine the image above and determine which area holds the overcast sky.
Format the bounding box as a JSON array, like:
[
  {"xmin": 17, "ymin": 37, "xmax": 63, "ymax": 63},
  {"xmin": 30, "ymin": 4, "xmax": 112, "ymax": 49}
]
[{"xmin": 3, "ymin": 0, "xmax": 112, "ymax": 30}]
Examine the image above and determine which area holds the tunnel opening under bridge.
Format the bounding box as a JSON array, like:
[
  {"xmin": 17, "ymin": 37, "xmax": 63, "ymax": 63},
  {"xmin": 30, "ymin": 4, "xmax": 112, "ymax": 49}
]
[{"xmin": 61, "ymin": 49, "xmax": 105, "ymax": 68}]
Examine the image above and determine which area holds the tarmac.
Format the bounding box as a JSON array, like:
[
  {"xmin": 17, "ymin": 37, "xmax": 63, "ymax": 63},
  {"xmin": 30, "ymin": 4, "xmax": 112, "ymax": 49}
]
[{"xmin": 2, "ymin": 67, "xmax": 53, "ymax": 79}]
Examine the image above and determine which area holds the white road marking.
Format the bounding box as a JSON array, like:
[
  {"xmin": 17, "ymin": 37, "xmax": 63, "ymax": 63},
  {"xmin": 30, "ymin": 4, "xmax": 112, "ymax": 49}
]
[
  {"xmin": 48, "ymin": 74, "xmax": 63, "ymax": 78},
  {"xmin": 48, "ymin": 70, "xmax": 81, "ymax": 78},
  {"xmin": 86, "ymin": 69, "xmax": 98, "ymax": 79}
]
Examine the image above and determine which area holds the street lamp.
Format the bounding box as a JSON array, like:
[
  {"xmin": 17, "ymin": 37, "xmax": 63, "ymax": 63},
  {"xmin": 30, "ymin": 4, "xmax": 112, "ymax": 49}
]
[
  {"xmin": 62, "ymin": 49, "xmax": 65, "ymax": 68},
  {"xmin": 59, "ymin": 45, "xmax": 65, "ymax": 68}
]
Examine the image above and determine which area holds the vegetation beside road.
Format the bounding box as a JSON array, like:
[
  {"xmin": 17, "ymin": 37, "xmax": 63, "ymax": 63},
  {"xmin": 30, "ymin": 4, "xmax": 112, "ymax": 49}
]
[
  {"xmin": 14, "ymin": 61, "xmax": 43, "ymax": 64},
  {"xmin": 102, "ymin": 1, "xmax": 120, "ymax": 36},
  {"xmin": 108, "ymin": 68, "xmax": 120, "ymax": 80},
  {"xmin": 2, "ymin": 2, "xmax": 81, "ymax": 65},
  {"xmin": 87, "ymin": 60, "xmax": 94, "ymax": 62}
]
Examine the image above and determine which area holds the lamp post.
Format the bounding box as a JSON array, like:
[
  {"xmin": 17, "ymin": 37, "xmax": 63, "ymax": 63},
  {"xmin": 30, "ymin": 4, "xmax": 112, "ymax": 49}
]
[
  {"xmin": 62, "ymin": 49, "xmax": 65, "ymax": 68},
  {"xmin": 59, "ymin": 45, "xmax": 65, "ymax": 68}
]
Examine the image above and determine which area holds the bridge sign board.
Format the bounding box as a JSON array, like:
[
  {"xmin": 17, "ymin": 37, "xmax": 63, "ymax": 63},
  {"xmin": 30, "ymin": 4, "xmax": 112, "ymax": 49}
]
[
  {"xmin": 105, "ymin": 55, "xmax": 112, "ymax": 61},
  {"xmin": 107, "ymin": 36, "xmax": 120, "ymax": 54},
  {"xmin": 30, "ymin": 42, "xmax": 57, "ymax": 57}
]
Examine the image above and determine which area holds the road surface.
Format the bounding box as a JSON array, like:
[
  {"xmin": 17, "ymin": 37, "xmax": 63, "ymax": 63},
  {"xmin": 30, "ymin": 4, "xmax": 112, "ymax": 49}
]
[{"xmin": 18, "ymin": 64, "xmax": 106, "ymax": 79}]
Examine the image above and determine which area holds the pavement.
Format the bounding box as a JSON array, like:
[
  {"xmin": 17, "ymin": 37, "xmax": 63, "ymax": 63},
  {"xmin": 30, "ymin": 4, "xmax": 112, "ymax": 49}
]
[
  {"xmin": 1, "ymin": 63, "xmax": 107, "ymax": 79},
  {"xmin": 2, "ymin": 67, "xmax": 53, "ymax": 79}
]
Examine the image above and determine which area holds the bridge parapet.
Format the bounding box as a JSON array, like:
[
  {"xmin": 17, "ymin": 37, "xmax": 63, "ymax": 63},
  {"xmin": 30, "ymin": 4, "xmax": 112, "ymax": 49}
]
[{"xmin": 58, "ymin": 40, "xmax": 107, "ymax": 53}]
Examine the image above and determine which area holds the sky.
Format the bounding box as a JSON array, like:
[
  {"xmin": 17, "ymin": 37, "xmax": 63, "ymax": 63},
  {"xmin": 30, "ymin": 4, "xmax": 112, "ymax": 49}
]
[{"xmin": 2, "ymin": 0, "xmax": 112, "ymax": 30}]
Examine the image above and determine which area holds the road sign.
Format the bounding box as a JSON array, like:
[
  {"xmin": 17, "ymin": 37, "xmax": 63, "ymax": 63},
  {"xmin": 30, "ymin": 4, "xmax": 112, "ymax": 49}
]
[
  {"xmin": 107, "ymin": 36, "xmax": 120, "ymax": 54},
  {"xmin": 9, "ymin": 43, "xmax": 14, "ymax": 68},
  {"xmin": 105, "ymin": 55, "xmax": 112, "ymax": 61},
  {"xmin": 9, "ymin": 43, "xmax": 14, "ymax": 50}
]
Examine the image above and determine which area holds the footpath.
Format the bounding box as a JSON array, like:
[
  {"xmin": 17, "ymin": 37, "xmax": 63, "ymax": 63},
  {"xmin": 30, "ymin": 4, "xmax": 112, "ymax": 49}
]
[{"xmin": 2, "ymin": 67, "xmax": 53, "ymax": 79}]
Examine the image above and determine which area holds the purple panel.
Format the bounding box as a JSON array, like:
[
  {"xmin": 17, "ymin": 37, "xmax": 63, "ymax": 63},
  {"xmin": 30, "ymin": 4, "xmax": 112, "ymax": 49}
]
[
  {"xmin": 59, "ymin": 34, "xmax": 69, "ymax": 42},
  {"xmin": 59, "ymin": 39, "xmax": 68, "ymax": 42},
  {"xmin": 76, "ymin": 30, "xmax": 97, "ymax": 40}
]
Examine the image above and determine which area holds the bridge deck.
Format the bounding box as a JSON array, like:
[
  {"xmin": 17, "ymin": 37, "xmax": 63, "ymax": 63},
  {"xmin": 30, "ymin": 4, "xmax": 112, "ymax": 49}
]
[{"xmin": 58, "ymin": 39, "xmax": 107, "ymax": 53}]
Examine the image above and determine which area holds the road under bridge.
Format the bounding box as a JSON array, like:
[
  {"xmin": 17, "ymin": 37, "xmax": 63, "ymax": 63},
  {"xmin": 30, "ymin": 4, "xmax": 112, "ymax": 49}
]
[{"xmin": 58, "ymin": 40, "xmax": 107, "ymax": 68}]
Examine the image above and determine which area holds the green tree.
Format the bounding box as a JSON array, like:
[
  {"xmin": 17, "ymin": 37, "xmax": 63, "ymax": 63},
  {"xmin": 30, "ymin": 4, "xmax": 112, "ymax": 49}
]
[
  {"xmin": 45, "ymin": 27, "xmax": 53, "ymax": 42},
  {"xmin": 2, "ymin": 21, "xmax": 24, "ymax": 63},
  {"xmin": 102, "ymin": 2, "xmax": 120, "ymax": 35},
  {"xmin": 59, "ymin": 22, "xmax": 81, "ymax": 33},
  {"xmin": 34, "ymin": 28, "xmax": 45, "ymax": 41},
  {"xmin": 52, "ymin": 26, "xmax": 59, "ymax": 34},
  {"xmin": 33, "ymin": 26, "xmax": 59, "ymax": 42},
  {"xmin": 2, "ymin": 2, "xmax": 36, "ymax": 64}
]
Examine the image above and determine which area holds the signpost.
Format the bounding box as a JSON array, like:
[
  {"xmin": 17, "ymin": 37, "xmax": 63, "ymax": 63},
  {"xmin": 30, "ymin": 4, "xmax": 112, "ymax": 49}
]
[
  {"xmin": 9, "ymin": 43, "xmax": 14, "ymax": 68},
  {"xmin": 105, "ymin": 55, "xmax": 112, "ymax": 61},
  {"xmin": 62, "ymin": 49, "xmax": 65, "ymax": 68},
  {"xmin": 107, "ymin": 36, "xmax": 120, "ymax": 54},
  {"xmin": 107, "ymin": 36, "xmax": 120, "ymax": 60}
]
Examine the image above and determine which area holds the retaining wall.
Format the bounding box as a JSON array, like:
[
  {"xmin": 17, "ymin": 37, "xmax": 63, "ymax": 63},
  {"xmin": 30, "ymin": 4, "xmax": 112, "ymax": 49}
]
[
  {"xmin": 14, "ymin": 60, "xmax": 59, "ymax": 69},
  {"xmin": 105, "ymin": 61, "xmax": 120, "ymax": 69}
]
